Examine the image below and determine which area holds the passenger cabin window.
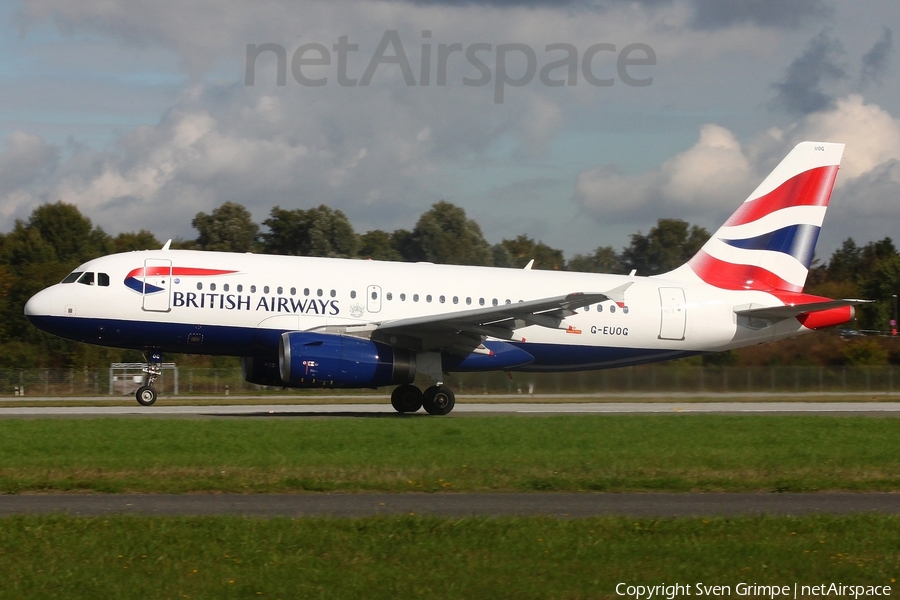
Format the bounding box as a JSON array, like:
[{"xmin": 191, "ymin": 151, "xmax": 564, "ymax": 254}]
[
  {"xmin": 210, "ymin": 283, "xmax": 216, "ymax": 291},
  {"xmin": 264, "ymin": 286, "xmax": 270, "ymax": 294},
  {"xmin": 78, "ymin": 272, "xmax": 95, "ymax": 286},
  {"xmin": 250, "ymin": 285, "xmax": 256, "ymax": 293},
  {"xmin": 98, "ymin": 273, "xmax": 110, "ymax": 287},
  {"xmin": 350, "ymin": 291, "xmax": 356, "ymax": 299},
  {"xmin": 61, "ymin": 272, "xmax": 82, "ymax": 284}
]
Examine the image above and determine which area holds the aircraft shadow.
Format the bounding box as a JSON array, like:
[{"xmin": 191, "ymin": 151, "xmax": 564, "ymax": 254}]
[{"xmin": 208, "ymin": 411, "xmax": 427, "ymax": 419}]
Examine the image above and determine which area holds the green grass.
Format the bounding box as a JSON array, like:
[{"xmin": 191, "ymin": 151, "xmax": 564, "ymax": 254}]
[
  {"xmin": 1, "ymin": 415, "xmax": 899, "ymax": 493},
  {"xmin": 0, "ymin": 515, "xmax": 898, "ymax": 599}
]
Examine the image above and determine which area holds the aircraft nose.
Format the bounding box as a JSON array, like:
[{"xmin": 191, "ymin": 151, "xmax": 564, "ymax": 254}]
[{"xmin": 24, "ymin": 288, "xmax": 55, "ymax": 322}]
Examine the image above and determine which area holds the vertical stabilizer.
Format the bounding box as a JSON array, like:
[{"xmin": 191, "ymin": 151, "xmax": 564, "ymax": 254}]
[{"xmin": 666, "ymin": 141, "xmax": 844, "ymax": 292}]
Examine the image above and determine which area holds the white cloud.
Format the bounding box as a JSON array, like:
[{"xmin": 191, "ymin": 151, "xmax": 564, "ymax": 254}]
[
  {"xmin": 788, "ymin": 94, "xmax": 900, "ymax": 179},
  {"xmin": 575, "ymin": 95, "xmax": 900, "ymax": 252},
  {"xmin": 575, "ymin": 124, "xmax": 756, "ymax": 223}
]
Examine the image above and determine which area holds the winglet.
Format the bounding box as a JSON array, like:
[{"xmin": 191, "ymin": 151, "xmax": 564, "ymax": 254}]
[
  {"xmin": 161, "ymin": 239, "xmax": 172, "ymax": 251},
  {"xmin": 604, "ymin": 282, "xmax": 633, "ymax": 308}
]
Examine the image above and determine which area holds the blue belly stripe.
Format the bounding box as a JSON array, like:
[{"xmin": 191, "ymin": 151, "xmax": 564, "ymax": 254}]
[{"xmin": 26, "ymin": 315, "xmax": 702, "ymax": 373}]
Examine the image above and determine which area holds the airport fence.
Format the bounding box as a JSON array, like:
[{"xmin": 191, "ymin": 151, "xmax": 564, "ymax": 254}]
[{"xmin": 0, "ymin": 365, "xmax": 897, "ymax": 397}]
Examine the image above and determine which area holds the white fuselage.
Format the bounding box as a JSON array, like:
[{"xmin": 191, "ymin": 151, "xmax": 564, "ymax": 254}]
[{"xmin": 24, "ymin": 249, "xmax": 813, "ymax": 371}]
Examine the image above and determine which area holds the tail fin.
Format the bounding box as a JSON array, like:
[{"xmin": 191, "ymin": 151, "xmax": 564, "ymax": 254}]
[{"xmin": 667, "ymin": 141, "xmax": 844, "ymax": 292}]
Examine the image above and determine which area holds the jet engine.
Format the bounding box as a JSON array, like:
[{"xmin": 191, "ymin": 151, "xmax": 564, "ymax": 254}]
[{"xmin": 278, "ymin": 331, "xmax": 416, "ymax": 388}]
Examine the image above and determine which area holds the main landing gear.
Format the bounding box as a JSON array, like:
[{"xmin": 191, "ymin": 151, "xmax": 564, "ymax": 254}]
[
  {"xmin": 390, "ymin": 384, "xmax": 456, "ymax": 416},
  {"xmin": 135, "ymin": 351, "xmax": 163, "ymax": 406}
]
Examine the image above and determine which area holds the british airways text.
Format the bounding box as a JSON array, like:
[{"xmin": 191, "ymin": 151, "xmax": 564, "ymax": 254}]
[{"xmin": 172, "ymin": 292, "xmax": 340, "ymax": 315}]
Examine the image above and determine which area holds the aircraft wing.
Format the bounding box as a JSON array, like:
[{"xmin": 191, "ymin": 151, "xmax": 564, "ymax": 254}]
[
  {"xmin": 362, "ymin": 283, "xmax": 632, "ymax": 354},
  {"xmin": 734, "ymin": 299, "xmax": 872, "ymax": 321}
]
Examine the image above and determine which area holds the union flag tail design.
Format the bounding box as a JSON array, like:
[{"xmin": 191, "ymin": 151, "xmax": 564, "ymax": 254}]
[{"xmin": 675, "ymin": 141, "xmax": 844, "ymax": 292}]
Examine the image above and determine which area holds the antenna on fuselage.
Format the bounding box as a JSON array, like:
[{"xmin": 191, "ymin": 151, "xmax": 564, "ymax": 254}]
[
  {"xmin": 524, "ymin": 259, "xmax": 534, "ymax": 270},
  {"xmin": 161, "ymin": 239, "xmax": 172, "ymax": 251}
]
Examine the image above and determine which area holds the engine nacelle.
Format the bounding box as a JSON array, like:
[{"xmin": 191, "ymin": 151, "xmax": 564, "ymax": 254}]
[
  {"xmin": 278, "ymin": 332, "xmax": 415, "ymax": 388},
  {"xmin": 240, "ymin": 356, "xmax": 286, "ymax": 387}
]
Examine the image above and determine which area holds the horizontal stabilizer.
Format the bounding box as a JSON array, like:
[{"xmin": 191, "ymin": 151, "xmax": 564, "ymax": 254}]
[{"xmin": 734, "ymin": 299, "xmax": 872, "ymax": 321}]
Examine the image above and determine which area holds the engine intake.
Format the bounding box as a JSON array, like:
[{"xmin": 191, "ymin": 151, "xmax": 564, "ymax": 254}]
[{"xmin": 278, "ymin": 332, "xmax": 415, "ymax": 388}]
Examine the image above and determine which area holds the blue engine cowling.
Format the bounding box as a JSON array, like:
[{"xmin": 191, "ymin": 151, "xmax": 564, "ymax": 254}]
[{"xmin": 278, "ymin": 332, "xmax": 415, "ymax": 388}]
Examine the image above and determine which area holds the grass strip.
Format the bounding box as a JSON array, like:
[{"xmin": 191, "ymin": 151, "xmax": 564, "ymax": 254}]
[
  {"xmin": 1, "ymin": 415, "xmax": 899, "ymax": 493},
  {"xmin": 0, "ymin": 514, "xmax": 898, "ymax": 599}
]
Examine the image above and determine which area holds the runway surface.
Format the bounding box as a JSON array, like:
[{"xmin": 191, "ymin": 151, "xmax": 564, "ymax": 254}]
[
  {"xmin": 2, "ymin": 401, "xmax": 900, "ymax": 417},
  {"xmin": 1, "ymin": 493, "xmax": 897, "ymax": 517}
]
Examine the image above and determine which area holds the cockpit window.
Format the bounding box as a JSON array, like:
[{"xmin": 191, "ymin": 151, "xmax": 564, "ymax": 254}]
[
  {"xmin": 77, "ymin": 272, "xmax": 95, "ymax": 286},
  {"xmin": 98, "ymin": 273, "xmax": 110, "ymax": 287},
  {"xmin": 61, "ymin": 272, "xmax": 82, "ymax": 284}
]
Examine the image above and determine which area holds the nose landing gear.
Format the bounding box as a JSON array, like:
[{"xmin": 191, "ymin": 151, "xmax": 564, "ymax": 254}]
[{"xmin": 135, "ymin": 351, "xmax": 163, "ymax": 406}]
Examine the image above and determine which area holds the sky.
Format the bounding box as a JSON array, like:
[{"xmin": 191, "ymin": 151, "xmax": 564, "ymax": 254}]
[{"xmin": 0, "ymin": 0, "xmax": 898, "ymax": 260}]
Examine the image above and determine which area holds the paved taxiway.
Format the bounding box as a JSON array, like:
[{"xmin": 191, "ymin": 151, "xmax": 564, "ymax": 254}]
[
  {"xmin": 1, "ymin": 493, "xmax": 897, "ymax": 517},
  {"xmin": 2, "ymin": 401, "xmax": 900, "ymax": 417}
]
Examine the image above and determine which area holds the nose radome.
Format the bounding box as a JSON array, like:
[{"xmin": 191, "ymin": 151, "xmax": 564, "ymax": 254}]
[{"xmin": 24, "ymin": 288, "xmax": 55, "ymax": 320}]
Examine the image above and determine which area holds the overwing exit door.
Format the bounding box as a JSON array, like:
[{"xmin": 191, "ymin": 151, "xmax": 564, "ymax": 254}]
[{"xmin": 367, "ymin": 285, "xmax": 382, "ymax": 313}]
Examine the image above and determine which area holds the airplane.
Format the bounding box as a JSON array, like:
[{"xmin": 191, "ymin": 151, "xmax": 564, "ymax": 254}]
[{"xmin": 24, "ymin": 141, "xmax": 867, "ymax": 414}]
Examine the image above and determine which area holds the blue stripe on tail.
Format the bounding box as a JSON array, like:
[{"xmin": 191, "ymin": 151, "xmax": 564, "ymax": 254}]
[{"xmin": 721, "ymin": 224, "xmax": 820, "ymax": 268}]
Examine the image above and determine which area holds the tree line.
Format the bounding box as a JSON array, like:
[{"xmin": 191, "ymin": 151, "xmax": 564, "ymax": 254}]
[
  {"xmin": 182, "ymin": 200, "xmax": 710, "ymax": 275},
  {"xmin": 0, "ymin": 200, "xmax": 897, "ymax": 369}
]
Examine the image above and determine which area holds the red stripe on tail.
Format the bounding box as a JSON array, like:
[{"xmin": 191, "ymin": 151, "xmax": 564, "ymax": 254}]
[
  {"xmin": 724, "ymin": 165, "xmax": 839, "ymax": 227},
  {"xmin": 688, "ymin": 250, "xmax": 802, "ymax": 292}
]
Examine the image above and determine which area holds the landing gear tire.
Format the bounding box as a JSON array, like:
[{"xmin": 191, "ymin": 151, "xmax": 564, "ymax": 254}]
[
  {"xmin": 391, "ymin": 384, "xmax": 423, "ymax": 413},
  {"xmin": 136, "ymin": 385, "xmax": 157, "ymax": 406},
  {"xmin": 422, "ymin": 385, "xmax": 455, "ymax": 416}
]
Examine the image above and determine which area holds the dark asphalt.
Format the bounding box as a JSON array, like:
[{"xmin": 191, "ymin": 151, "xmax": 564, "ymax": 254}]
[{"xmin": 0, "ymin": 493, "xmax": 897, "ymax": 518}]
